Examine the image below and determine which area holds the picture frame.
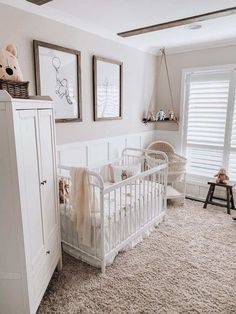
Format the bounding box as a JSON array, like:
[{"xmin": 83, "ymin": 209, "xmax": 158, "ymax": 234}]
[
  {"xmin": 93, "ymin": 55, "xmax": 123, "ymax": 121},
  {"xmin": 33, "ymin": 40, "xmax": 82, "ymax": 123}
]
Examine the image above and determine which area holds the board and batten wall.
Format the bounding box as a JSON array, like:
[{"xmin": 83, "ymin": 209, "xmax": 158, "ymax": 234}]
[
  {"xmin": 0, "ymin": 4, "xmax": 158, "ymax": 145},
  {"xmin": 58, "ymin": 130, "xmax": 156, "ymax": 168}
]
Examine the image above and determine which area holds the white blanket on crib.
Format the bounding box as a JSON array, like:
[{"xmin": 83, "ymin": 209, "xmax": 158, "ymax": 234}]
[{"xmin": 70, "ymin": 167, "xmax": 98, "ymax": 247}]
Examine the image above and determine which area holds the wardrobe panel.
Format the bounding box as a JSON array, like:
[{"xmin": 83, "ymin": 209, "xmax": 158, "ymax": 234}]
[
  {"xmin": 38, "ymin": 109, "xmax": 58, "ymax": 243},
  {"xmin": 16, "ymin": 110, "xmax": 45, "ymax": 271}
]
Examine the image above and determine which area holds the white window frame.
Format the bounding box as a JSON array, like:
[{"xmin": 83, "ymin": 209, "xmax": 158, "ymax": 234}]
[{"xmin": 180, "ymin": 64, "xmax": 236, "ymax": 182}]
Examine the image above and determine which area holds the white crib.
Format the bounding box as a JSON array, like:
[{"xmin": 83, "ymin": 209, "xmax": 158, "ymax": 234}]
[{"xmin": 58, "ymin": 148, "xmax": 168, "ymax": 272}]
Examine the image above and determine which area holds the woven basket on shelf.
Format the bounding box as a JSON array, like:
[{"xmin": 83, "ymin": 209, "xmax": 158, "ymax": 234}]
[{"xmin": 0, "ymin": 79, "xmax": 29, "ymax": 99}]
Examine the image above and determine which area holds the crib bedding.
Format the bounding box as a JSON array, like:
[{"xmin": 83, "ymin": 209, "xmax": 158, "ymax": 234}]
[
  {"xmin": 61, "ymin": 181, "xmax": 163, "ymax": 225},
  {"xmin": 97, "ymin": 180, "xmax": 163, "ymax": 224},
  {"xmin": 60, "ymin": 181, "xmax": 164, "ymax": 267}
]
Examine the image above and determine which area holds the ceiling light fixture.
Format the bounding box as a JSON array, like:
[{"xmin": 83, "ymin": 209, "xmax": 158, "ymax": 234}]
[{"xmin": 25, "ymin": 0, "xmax": 53, "ymax": 5}]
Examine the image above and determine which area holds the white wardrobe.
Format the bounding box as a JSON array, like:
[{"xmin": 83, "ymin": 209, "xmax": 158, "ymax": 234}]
[{"xmin": 0, "ymin": 91, "xmax": 61, "ymax": 314}]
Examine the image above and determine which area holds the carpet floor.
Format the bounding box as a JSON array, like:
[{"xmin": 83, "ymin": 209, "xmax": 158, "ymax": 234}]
[{"xmin": 38, "ymin": 200, "xmax": 236, "ymax": 313}]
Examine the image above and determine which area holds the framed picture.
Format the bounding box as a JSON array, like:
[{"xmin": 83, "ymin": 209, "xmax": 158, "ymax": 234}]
[
  {"xmin": 33, "ymin": 40, "xmax": 82, "ymax": 122},
  {"xmin": 93, "ymin": 56, "xmax": 123, "ymax": 121}
]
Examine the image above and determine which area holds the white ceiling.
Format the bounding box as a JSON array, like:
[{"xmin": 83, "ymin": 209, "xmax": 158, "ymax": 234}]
[{"xmin": 2, "ymin": 0, "xmax": 236, "ymax": 54}]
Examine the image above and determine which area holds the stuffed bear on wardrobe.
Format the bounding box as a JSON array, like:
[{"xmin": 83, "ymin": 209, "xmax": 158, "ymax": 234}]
[{"xmin": 0, "ymin": 44, "xmax": 23, "ymax": 81}]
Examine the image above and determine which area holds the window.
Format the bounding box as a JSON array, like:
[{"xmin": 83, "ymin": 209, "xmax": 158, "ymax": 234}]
[{"xmin": 182, "ymin": 67, "xmax": 236, "ymax": 181}]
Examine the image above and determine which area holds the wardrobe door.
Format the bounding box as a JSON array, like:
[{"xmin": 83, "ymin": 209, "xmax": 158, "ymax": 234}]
[
  {"xmin": 15, "ymin": 110, "xmax": 45, "ymax": 276},
  {"xmin": 38, "ymin": 109, "xmax": 59, "ymax": 269}
]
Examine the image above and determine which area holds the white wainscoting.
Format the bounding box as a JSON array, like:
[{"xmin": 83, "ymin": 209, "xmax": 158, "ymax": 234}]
[
  {"xmin": 57, "ymin": 130, "xmax": 156, "ymax": 168},
  {"xmin": 186, "ymin": 179, "xmax": 210, "ymax": 201},
  {"xmin": 155, "ymin": 130, "xmax": 181, "ymax": 153},
  {"xmin": 57, "ymin": 130, "xmax": 236, "ymax": 205}
]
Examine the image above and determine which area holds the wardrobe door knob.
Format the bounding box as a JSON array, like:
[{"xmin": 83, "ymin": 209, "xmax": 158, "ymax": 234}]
[{"xmin": 46, "ymin": 250, "xmax": 51, "ymax": 255}]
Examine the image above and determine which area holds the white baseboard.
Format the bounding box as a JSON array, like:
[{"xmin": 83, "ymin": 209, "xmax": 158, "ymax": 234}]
[{"xmin": 186, "ymin": 179, "xmax": 236, "ymax": 202}]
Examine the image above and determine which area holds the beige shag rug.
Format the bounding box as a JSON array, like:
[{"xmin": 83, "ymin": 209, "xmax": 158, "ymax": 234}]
[{"xmin": 38, "ymin": 200, "xmax": 236, "ymax": 313}]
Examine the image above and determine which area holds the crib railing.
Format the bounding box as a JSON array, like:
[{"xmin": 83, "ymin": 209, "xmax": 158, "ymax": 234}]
[{"xmin": 59, "ymin": 148, "xmax": 168, "ymax": 273}]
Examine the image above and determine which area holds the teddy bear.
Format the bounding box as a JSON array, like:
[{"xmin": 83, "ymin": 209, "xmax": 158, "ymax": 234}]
[
  {"xmin": 59, "ymin": 179, "xmax": 69, "ymax": 204},
  {"xmin": 214, "ymin": 168, "xmax": 229, "ymax": 184},
  {"xmin": 169, "ymin": 110, "xmax": 177, "ymax": 121},
  {"xmin": 0, "ymin": 44, "xmax": 23, "ymax": 81},
  {"xmin": 121, "ymin": 170, "xmax": 128, "ymax": 181}
]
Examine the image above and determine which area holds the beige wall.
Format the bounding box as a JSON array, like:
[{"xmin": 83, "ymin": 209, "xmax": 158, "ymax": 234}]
[
  {"xmin": 2, "ymin": 4, "xmax": 235, "ymax": 148},
  {"xmin": 0, "ymin": 4, "xmax": 157, "ymax": 145}
]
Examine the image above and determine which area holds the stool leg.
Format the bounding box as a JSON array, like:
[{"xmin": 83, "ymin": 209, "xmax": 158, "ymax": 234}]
[
  {"xmin": 210, "ymin": 185, "xmax": 215, "ymax": 201},
  {"xmin": 204, "ymin": 185, "xmax": 213, "ymax": 209},
  {"xmin": 226, "ymin": 187, "xmax": 231, "ymax": 215},
  {"xmin": 230, "ymin": 187, "xmax": 235, "ymax": 210}
]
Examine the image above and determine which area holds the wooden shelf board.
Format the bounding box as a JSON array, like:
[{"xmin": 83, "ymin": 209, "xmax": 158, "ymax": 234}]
[{"xmin": 143, "ymin": 120, "xmax": 178, "ymax": 123}]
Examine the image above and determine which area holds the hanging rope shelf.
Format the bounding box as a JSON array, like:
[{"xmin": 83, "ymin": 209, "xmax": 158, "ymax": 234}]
[{"xmin": 143, "ymin": 48, "xmax": 178, "ymax": 125}]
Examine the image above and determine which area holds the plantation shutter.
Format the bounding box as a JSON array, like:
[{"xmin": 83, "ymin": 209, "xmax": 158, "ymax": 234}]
[
  {"xmin": 185, "ymin": 71, "xmax": 231, "ymax": 177},
  {"xmin": 229, "ymin": 88, "xmax": 236, "ymax": 181}
]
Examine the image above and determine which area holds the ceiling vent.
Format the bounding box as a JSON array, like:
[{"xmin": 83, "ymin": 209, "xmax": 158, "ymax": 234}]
[{"xmin": 25, "ymin": 0, "xmax": 53, "ymax": 5}]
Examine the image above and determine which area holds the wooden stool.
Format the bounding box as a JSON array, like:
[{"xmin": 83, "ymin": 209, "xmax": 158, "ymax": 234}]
[{"xmin": 203, "ymin": 181, "xmax": 235, "ymax": 214}]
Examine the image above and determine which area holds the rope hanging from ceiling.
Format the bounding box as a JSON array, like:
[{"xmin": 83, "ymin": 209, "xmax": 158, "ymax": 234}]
[
  {"xmin": 143, "ymin": 48, "xmax": 178, "ymax": 124},
  {"xmin": 159, "ymin": 48, "xmax": 175, "ymax": 115}
]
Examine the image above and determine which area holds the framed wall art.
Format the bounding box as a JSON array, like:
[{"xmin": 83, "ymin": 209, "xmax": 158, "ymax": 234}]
[
  {"xmin": 93, "ymin": 56, "xmax": 123, "ymax": 121},
  {"xmin": 33, "ymin": 40, "xmax": 82, "ymax": 122}
]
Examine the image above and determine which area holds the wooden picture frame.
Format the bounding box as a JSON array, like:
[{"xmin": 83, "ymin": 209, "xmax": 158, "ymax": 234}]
[
  {"xmin": 93, "ymin": 55, "xmax": 123, "ymax": 121},
  {"xmin": 33, "ymin": 40, "xmax": 82, "ymax": 123}
]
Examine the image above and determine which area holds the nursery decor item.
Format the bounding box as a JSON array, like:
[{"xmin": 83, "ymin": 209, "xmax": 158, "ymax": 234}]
[
  {"xmin": 142, "ymin": 48, "xmax": 178, "ymax": 125},
  {"xmin": 34, "ymin": 40, "xmax": 82, "ymax": 122},
  {"xmin": 150, "ymin": 111, "xmax": 156, "ymax": 121},
  {"xmin": 146, "ymin": 141, "xmax": 187, "ymax": 202},
  {"xmin": 59, "ymin": 148, "xmax": 167, "ymax": 272},
  {"xmin": 0, "ymin": 80, "xmax": 29, "ymax": 99},
  {"xmin": 0, "ymin": 44, "xmax": 29, "ymax": 99},
  {"xmin": 204, "ymin": 181, "xmax": 235, "ymax": 215},
  {"xmin": 156, "ymin": 109, "xmax": 166, "ymax": 121},
  {"xmin": 121, "ymin": 170, "xmax": 128, "ymax": 181},
  {"xmin": 111, "ymin": 163, "xmax": 141, "ymax": 183},
  {"xmin": 156, "ymin": 48, "xmax": 178, "ymax": 123},
  {"xmin": 93, "ymin": 56, "xmax": 123, "ymax": 121},
  {"xmin": 0, "ymin": 44, "xmax": 23, "ymax": 81},
  {"xmin": 169, "ymin": 110, "xmax": 177, "ymax": 121},
  {"xmin": 214, "ymin": 168, "xmax": 229, "ymax": 184},
  {"xmin": 59, "ymin": 179, "xmax": 69, "ymax": 204}
]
